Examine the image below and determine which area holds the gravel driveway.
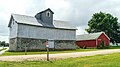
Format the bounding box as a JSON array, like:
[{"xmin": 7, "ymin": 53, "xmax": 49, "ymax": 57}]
[{"xmin": 0, "ymin": 49, "xmax": 120, "ymax": 61}]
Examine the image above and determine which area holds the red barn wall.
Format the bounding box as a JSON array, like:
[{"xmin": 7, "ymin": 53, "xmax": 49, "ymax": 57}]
[
  {"xmin": 76, "ymin": 40, "xmax": 96, "ymax": 48},
  {"xmin": 97, "ymin": 33, "xmax": 109, "ymax": 46}
]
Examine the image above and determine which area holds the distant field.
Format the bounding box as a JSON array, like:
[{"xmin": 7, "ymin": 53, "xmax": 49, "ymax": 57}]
[{"xmin": 0, "ymin": 52, "xmax": 120, "ymax": 67}]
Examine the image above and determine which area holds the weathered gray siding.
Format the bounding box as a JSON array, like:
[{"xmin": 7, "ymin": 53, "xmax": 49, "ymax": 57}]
[
  {"xmin": 9, "ymin": 19, "xmax": 18, "ymax": 38},
  {"xmin": 18, "ymin": 24, "xmax": 76, "ymax": 40},
  {"xmin": 35, "ymin": 10, "xmax": 53, "ymax": 27},
  {"xmin": 40, "ymin": 10, "xmax": 53, "ymax": 25}
]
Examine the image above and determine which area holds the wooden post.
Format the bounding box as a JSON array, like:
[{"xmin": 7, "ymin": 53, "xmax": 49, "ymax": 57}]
[
  {"xmin": 45, "ymin": 41, "xmax": 49, "ymax": 61},
  {"xmin": 47, "ymin": 46, "xmax": 49, "ymax": 61}
]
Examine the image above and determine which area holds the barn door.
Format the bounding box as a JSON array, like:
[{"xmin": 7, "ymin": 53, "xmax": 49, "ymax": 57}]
[{"xmin": 48, "ymin": 40, "xmax": 54, "ymax": 48}]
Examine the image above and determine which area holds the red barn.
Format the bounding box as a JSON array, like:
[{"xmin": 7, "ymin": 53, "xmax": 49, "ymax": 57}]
[{"xmin": 76, "ymin": 32, "xmax": 110, "ymax": 48}]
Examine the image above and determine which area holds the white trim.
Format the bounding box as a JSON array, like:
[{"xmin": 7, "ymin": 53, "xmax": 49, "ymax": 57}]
[
  {"xmin": 102, "ymin": 32, "xmax": 110, "ymax": 40},
  {"xmin": 46, "ymin": 11, "xmax": 51, "ymax": 17},
  {"xmin": 97, "ymin": 32, "xmax": 110, "ymax": 40}
]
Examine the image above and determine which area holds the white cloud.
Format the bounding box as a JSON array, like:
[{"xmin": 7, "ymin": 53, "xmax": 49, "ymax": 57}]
[
  {"xmin": 0, "ymin": 35, "xmax": 9, "ymax": 43},
  {"xmin": 0, "ymin": 0, "xmax": 120, "ymax": 42},
  {"xmin": 76, "ymin": 26, "xmax": 88, "ymax": 35},
  {"xmin": 0, "ymin": 0, "xmax": 31, "ymax": 42}
]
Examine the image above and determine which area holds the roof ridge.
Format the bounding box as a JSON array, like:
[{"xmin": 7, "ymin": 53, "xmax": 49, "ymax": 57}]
[
  {"xmin": 9, "ymin": 13, "xmax": 76, "ymax": 30},
  {"xmin": 37, "ymin": 8, "xmax": 54, "ymax": 14},
  {"xmin": 76, "ymin": 32, "xmax": 104, "ymax": 41},
  {"xmin": 12, "ymin": 13, "xmax": 34, "ymax": 18},
  {"xmin": 77, "ymin": 32, "xmax": 103, "ymax": 36}
]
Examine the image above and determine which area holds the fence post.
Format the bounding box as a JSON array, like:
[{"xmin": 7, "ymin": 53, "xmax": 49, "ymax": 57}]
[{"xmin": 45, "ymin": 41, "xmax": 49, "ymax": 61}]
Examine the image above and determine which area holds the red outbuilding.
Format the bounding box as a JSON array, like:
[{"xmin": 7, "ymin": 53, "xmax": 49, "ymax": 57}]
[{"xmin": 76, "ymin": 32, "xmax": 110, "ymax": 48}]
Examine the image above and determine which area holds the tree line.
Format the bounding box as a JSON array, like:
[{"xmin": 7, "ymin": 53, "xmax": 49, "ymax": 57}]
[{"xmin": 0, "ymin": 41, "xmax": 9, "ymax": 47}]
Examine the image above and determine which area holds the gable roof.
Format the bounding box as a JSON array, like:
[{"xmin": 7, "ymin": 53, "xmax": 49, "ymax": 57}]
[
  {"xmin": 8, "ymin": 14, "xmax": 43, "ymax": 27},
  {"xmin": 76, "ymin": 32, "xmax": 110, "ymax": 41},
  {"xmin": 39, "ymin": 8, "xmax": 54, "ymax": 14},
  {"xmin": 8, "ymin": 14, "xmax": 76, "ymax": 30}
]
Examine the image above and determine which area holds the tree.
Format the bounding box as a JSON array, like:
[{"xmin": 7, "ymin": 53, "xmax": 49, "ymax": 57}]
[
  {"xmin": 1, "ymin": 41, "xmax": 6, "ymax": 48},
  {"xmin": 0, "ymin": 41, "xmax": 1, "ymax": 47},
  {"xmin": 5, "ymin": 43, "xmax": 9, "ymax": 47},
  {"xmin": 86, "ymin": 12, "xmax": 120, "ymax": 45}
]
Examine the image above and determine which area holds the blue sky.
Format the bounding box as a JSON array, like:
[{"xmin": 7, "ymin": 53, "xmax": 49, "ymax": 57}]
[{"xmin": 0, "ymin": 0, "xmax": 120, "ymax": 42}]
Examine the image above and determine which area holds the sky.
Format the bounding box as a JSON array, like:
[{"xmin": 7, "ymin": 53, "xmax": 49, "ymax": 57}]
[{"xmin": 0, "ymin": 0, "xmax": 120, "ymax": 42}]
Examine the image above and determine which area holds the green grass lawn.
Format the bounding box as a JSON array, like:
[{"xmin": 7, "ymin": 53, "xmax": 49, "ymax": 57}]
[
  {"xmin": 109, "ymin": 46, "xmax": 120, "ymax": 49},
  {"xmin": 1, "ymin": 46, "xmax": 120, "ymax": 56},
  {"xmin": 0, "ymin": 48, "xmax": 7, "ymax": 51},
  {"xmin": 1, "ymin": 48, "xmax": 98, "ymax": 56},
  {"xmin": 0, "ymin": 52, "xmax": 120, "ymax": 67}
]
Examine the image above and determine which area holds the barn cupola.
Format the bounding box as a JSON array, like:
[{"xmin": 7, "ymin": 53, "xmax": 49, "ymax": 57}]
[{"xmin": 35, "ymin": 8, "xmax": 54, "ymax": 27}]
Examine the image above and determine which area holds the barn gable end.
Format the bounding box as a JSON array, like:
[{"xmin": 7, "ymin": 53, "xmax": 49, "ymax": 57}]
[{"xmin": 76, "ymin": 32, "xmax": 110, "ymax": 48}]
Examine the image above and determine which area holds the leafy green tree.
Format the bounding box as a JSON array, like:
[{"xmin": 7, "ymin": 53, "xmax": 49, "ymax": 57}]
[
  {"xmin": 5, "ymin": 43, "xmax": 9, "ymax": 47},
  {"xmin": 0, "ymin": 41, "xmax": 1, "ymax": 47},
  {"xmin": 86, "ymin": 12, "xmax": 120, "ymax": 45},
  {"xmin": 1, "ymin": 41, "xmax": 6, "ymax": 48}
]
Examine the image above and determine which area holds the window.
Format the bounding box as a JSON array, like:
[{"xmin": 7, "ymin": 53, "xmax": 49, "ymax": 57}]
[{"xmin": 46, "ymin": 11, "xmax": 51, "ymax": 17}]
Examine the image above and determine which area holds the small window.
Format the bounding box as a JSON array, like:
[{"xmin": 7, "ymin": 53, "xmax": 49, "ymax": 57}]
[{"xmin": 46, "ymin": 11, "xmax": 51, "ymax": 17}]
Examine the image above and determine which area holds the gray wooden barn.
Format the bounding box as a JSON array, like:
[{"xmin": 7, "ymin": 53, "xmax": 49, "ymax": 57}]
[{"xmin": 8, "ymin": 8, "xmax": 76, "ymax": 51}]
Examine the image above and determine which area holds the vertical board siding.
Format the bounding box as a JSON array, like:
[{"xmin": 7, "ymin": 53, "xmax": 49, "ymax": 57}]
[
  {"xmin": 76, "ymin": 40, "xmax": 96, "ymax": 48},
  {"xmin": 97, "ymin": 33, "xmax": 110, "ymax": 46},
  {"xmin": 9, "ymin": 19, "xmax": 18, "ymax": 38},
  {"xmin": 18, "ymin": 24, "xmax": 76, "ymax": 40}
]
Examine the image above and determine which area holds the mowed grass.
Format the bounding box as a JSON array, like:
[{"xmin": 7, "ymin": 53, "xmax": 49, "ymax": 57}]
[
  {"xmin": 0, "ymin": 52, "xmax": 120, "ymax": 67},
  {"xmin": 109, "ymin": 46, "xmax": 120, "ymax": 49},
  {"xmin": 1, "ymin": 46, "xmax": 120, "ymax": 56},
  {"xmin": 1, "ymin": 48, "xmax": 98, "ymax": 56},
  {"xmin": 0, "ymin": 48, "xmax": 7, "ymax": 51}
]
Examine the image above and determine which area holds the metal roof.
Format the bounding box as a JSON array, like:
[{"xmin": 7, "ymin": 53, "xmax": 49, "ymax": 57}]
[
  {"xmin": 39, "ymin": 8, "xmax": 54, "ymax": 14},
  {"xmin": 12, "ymin": 14, "xmax": 43, "ymax": 26},
  {"xmin": 9, "ymin": 14, "xmax": 76, "ymax": 30},
  {"xmin": 76, "ymin": 32, "xmax": 109, "ymax": 41},
  {"xmin": 53, "ymin": 20, "xmax": 76, "ymax": 29}
]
